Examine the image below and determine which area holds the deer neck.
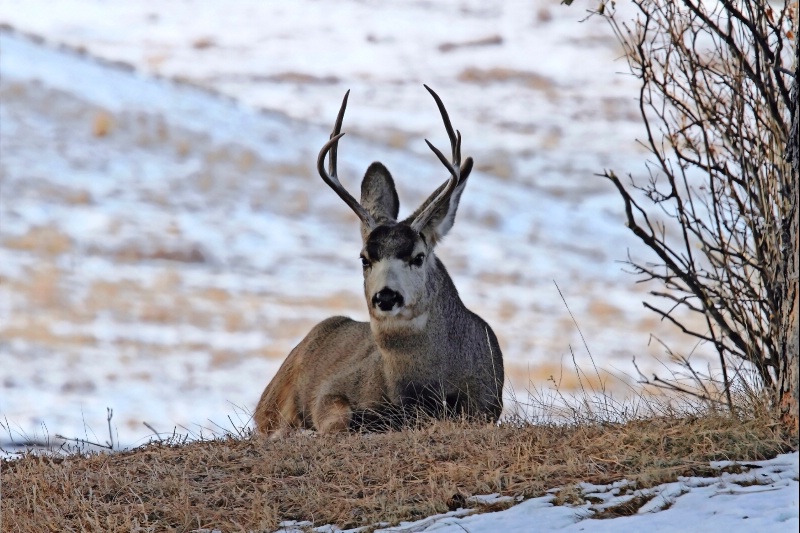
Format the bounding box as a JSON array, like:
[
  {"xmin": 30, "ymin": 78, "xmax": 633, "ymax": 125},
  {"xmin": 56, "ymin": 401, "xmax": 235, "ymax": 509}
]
[{"xmin": 371, "ymin": 257, "xmax": 463, "ymax": 384}]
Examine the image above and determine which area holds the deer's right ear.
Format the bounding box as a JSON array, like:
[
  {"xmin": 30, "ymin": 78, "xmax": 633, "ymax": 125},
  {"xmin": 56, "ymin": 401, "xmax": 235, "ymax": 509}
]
[{"xmin": 361, "ymin": 162, "xmax": 400, "ymax": 225}]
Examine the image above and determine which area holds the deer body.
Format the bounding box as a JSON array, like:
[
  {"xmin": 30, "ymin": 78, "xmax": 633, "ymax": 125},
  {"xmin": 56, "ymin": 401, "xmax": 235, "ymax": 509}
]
[{"xmin": 254, "ymin": 87, "xmax": 504, "ymax": 436}]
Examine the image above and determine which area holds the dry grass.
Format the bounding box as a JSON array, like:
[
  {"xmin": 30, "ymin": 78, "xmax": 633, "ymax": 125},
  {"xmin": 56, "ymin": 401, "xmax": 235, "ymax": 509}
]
[
  {"xmin": 3, "ymin": 226, "xmax": 72, "ymax": 256},
  {"xmin": 457, "ymin": 67, "xmax": 556, "ymax": 93},
  {"xmin": 1, "ymin": 411, "xmax": 793, "ymax": 532}
]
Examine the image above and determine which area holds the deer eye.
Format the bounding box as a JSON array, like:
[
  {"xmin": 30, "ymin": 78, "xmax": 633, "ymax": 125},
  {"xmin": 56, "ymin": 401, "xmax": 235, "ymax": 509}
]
[
  {"xmin": 360, "ymin": 256, "xmax": 371, "ymax": 269},
  {"xmin": 410, "ymin": 253, "xmax": 425, "ymax": 267}
]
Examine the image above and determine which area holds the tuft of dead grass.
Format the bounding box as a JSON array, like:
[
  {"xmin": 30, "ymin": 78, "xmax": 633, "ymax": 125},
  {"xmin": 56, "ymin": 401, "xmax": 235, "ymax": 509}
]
[
  {"xmin": 1, "ymin": 412, "xmax": 793, "ymax": 532},
  {"xmin": 3, "ymin": 226, "xmax": 72, "ymax": 256},
  {"xmin": 457, "ymin": 67, "xmax": 556, "ymax": 92},
  {"xmin": 592, "ymin": 493, "xmax": 657, "ymax": 518},
  {"xmin": 92, "ymin": 109, "xmax": 114, "ymax": 137}
]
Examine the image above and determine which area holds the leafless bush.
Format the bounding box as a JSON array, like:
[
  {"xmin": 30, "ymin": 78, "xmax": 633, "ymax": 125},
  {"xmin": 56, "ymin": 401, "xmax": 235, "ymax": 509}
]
[{"xmin": 593, "ymin": 0, "xmax": 796, "ymax": 412}]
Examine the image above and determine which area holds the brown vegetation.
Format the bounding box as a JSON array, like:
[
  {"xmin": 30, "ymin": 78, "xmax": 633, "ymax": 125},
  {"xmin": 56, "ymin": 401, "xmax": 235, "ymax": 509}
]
[
  {"xmin": 598, "ymin": 0, "xmax": 798, "ymax": 427},
  {"xmin": 1, "ymin": 413, "xmax": 792, "ymax": 532}
]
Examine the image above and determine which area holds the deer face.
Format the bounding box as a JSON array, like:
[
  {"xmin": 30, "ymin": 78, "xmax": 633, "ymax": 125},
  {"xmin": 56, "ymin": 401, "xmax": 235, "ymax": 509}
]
[{"xmin": 361, "ymin": 224, "xmax": 430, "ymax": 321}]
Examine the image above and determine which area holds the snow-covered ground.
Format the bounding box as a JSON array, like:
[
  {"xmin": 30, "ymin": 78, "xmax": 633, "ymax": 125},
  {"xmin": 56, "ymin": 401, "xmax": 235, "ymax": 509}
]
[
  {"xmin": 398, "ymin": 452, "xmax": 799, "ymax": 533},
  {"xmin": 276, "ymin": 452, "xmax": 800, "ymax": 533},
  {"xmin": 2, "ymin": 1, "xmax": 720, "ymax": 448}
]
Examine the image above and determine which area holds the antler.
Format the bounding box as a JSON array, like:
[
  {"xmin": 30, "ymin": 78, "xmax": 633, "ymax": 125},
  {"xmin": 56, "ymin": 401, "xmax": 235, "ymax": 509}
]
[
  {"xmin": 409, "ymin": 85, "xmax": 471, "ymax": 232},
  {"xmin": 317, "ymin": 90, "xmax": 376, "ymax": 228}
]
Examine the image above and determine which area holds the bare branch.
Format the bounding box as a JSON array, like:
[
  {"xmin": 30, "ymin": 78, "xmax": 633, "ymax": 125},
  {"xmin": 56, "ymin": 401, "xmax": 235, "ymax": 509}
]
[{"xmin": 601, "ymin": 0, "xmax": 794, "ymax": 404}]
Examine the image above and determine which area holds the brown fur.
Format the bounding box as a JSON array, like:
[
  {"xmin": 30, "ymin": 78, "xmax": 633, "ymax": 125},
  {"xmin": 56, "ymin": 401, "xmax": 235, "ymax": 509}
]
[{"xmin": 255, "ymin": 317, "xmax": 388, "ymax": 435}]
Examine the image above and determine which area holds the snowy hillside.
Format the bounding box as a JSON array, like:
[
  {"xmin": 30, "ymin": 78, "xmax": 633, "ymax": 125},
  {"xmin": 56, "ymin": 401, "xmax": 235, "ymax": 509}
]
[{"xmin": 2, "ymin": 1, "xmax": 717, "ymax": 447}]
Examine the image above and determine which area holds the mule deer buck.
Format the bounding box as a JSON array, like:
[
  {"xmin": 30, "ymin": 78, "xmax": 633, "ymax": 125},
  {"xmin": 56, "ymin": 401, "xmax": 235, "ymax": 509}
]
[{"xmin": 255, "ymin": 86, "xmax": 504, "ymax": 436}]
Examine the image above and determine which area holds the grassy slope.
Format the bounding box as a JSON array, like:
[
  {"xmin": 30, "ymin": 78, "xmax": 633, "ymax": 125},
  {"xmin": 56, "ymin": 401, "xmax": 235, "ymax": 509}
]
[{"xmin": 1, "ymin": 413, "xmax": 793, "ymax": 532}]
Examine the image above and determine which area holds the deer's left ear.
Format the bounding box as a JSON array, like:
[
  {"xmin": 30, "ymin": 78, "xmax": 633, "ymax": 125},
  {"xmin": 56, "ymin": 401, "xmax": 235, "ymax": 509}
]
[{"xmin": 408, "ymin": 158, "xmax": 473, "ymax": 245}]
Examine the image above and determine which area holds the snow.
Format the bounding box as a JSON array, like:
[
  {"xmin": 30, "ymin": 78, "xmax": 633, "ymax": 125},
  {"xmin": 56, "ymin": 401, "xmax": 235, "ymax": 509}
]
[{"xmin": 269, "ymin": 452, "xmax": 799, "ymax": 533}]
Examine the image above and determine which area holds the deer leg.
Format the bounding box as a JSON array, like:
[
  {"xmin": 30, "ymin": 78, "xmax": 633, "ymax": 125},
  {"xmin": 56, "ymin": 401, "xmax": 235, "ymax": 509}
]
[
  {"xmin": 314, "ymin": 395, "xmax": 353, "ymax": 434},
  {"xmin": 350, "ymin": 402, "xmax": 404, "ymax": 432}
]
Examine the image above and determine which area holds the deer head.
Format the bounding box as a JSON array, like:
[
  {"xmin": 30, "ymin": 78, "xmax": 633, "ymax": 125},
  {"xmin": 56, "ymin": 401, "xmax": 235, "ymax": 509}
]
[{"xmin": 317, "ymin": 86, "xmax": 474, "ymax": 327}]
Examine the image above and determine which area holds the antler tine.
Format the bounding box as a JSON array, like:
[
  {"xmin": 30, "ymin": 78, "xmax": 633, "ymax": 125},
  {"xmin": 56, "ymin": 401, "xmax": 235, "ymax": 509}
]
[
  {"xmin": 424, "ymin": 139, "xmax": 460, "ymax": 185},
  {"xmin": 327, "ymin": 89, "xmax": 349, "ymax": 177},
  {"xmin": 411, "ymin": 86, "xmax": 468, "ymax": 232},
  {"xmin": 317, "ymin": 90, "xmax": 375, "ymax": 228},
  {"xmin": 424, "ymin": 84, "xmax": 458, "ymax": 163}
]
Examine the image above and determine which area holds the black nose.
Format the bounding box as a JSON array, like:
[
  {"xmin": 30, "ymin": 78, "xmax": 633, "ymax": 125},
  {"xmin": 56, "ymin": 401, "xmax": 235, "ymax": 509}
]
[{"xmin": 372, "ymin": 288, "xmax": 404, "ymax": 311}]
